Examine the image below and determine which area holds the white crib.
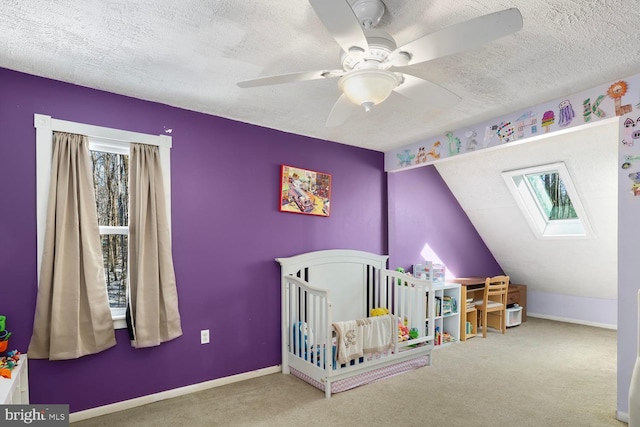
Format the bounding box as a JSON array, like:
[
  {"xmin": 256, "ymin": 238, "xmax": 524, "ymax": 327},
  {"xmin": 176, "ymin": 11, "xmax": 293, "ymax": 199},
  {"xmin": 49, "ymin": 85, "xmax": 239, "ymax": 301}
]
[{"xmin": 277, "ymin": 249, "xmax": 435, "ymax": 398}]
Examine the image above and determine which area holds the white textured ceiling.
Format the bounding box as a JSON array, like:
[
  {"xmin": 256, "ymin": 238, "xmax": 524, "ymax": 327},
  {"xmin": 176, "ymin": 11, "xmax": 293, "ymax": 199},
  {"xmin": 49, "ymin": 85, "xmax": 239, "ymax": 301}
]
[
  {"xmin": 1, "ymin": 1, "xmax": 639, "ymax": 152},
  {"xmin": 435, "ymin": 119, "xmax": 618, "ymax": 300}
]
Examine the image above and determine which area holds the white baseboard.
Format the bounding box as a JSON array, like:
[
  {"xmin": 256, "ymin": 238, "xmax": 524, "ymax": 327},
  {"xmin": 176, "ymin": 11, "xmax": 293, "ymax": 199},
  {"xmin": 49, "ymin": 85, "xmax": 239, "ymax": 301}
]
[
  {"xmin": 526, "ymin": 313, "xmax": 617, "ymax": 330},
  {"xmin": 69, "ymin": 365, "xmax": 282, "ymax": 423},
  {"xmin": 616, "ymin": 410, "xmax": 629, "ymax": 423}
]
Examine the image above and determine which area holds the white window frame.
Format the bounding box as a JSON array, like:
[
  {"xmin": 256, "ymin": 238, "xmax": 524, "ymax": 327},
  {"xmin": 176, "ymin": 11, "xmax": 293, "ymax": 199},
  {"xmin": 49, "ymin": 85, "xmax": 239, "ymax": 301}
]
[
  {"xmin": 90, "ymin": 142, "xmax": 130, "ymax": 323},
  {"xmin": 34, "ymin": 114, "xmax": 172, "ymax": 329},
  {"xmin": 502, "ymin": 162, "xmax": 593, "ymax": 239}
]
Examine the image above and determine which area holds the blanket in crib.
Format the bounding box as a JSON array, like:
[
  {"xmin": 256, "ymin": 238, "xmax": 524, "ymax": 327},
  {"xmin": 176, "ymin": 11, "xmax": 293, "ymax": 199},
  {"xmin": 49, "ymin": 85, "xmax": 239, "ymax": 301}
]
[{"xmin": 333, "ymin": 315, "xmax": 395, "ymax": 364}]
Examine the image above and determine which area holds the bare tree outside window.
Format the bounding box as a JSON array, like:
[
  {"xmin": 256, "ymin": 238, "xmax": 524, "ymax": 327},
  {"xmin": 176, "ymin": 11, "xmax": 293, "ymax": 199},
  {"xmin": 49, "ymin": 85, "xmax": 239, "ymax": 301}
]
[
  {"xmin": 91, "ymin": 150, "xmax": 129, "ymax": 309},
  {"xmin": 527, "ymin": 172, "xmax": 577, "ymax": 221},
  {"xmin": 502, "ymin": 162, "xmax": 590, "ymax": 238}
]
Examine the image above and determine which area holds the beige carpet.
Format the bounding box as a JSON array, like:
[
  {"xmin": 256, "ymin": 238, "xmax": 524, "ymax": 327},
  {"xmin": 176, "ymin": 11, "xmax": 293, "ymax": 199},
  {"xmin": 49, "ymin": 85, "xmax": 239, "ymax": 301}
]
[{"xmin": 72, "ymin": 318, "xmax": 625, "ymax": 426}]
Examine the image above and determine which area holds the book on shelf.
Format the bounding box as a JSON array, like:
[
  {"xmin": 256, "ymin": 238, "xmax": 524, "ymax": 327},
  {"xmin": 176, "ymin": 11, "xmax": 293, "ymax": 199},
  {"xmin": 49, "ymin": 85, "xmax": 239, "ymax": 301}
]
[
  {"xmin": 442, "ymin": 295, "xmax": 457, "ymax": 315},
  {"xmin": 427, "ymin": 297, "xmax": 443, "ymax": 317},
  {"xmin": 442, "ymin": 296, "xmax": 452, "ymax": 315},
  {"xmin": 441, "ymin": 332, "xmax": 456, "ymax": 343}
]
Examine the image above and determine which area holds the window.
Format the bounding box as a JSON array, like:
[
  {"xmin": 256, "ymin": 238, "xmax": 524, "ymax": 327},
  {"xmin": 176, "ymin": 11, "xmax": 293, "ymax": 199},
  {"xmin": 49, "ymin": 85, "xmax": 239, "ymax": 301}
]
[
  {"xmin": 502, "ymin": 162, "xmax": 592, "ymax": 239},
  {"xmin": 89, "ymin": 140, "xmax": 130, "ymax": 320},
  {"xmin": 35, "ymin": 114, "xmax": 172, "ymax": 328}
]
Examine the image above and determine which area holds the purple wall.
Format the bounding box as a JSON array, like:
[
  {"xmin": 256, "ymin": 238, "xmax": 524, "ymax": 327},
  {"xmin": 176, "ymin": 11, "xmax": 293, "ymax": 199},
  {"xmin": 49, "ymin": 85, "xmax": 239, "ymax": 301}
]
[
  {"xmin": 387, "ymin": 165, "xmax": 502, "ymax": 277},
  {"xmin": 0, "ymin": 67, "xmax": 387, "ymax": 411},
  {"xmin": 0, "ymin": 66, "xmax": 497, "ymax": 413}
]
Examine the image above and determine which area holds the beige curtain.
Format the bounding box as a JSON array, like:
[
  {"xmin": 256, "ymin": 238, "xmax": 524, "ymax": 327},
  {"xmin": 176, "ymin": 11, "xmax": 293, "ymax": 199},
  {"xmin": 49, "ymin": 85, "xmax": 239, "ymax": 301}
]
[
  {"xmin": 128, "ymin": 143, "xmax": 182, "ymax": 348},
  {"xmin": 29, "ymin": 132, "xmax": 116, "ymax": 360}
]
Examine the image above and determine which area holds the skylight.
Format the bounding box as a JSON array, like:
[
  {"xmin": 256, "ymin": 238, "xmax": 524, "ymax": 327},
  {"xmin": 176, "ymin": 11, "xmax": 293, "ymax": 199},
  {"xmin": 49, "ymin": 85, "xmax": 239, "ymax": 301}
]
[{"xmin": 502, "ymin": 162, "xmax": 592, "ymax": 239}]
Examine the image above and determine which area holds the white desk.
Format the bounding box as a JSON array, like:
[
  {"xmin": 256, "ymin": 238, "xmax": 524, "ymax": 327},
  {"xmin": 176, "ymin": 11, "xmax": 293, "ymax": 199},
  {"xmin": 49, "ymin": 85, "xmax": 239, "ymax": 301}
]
[{"xmin": 0, "ymin": 354, "xmax": 29, "ymax": 404}]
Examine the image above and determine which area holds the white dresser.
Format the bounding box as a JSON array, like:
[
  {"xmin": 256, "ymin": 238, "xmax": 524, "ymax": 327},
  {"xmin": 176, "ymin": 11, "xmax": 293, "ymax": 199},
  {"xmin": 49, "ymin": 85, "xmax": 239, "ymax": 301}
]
[{"xmin": 0, "ymin": 355, "xmax": 29, "ymax": 404}]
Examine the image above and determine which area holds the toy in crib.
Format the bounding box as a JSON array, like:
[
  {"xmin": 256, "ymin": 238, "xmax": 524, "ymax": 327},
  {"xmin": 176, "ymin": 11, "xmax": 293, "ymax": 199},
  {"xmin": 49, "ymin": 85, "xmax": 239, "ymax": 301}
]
[
  {"xmin": 292, "ymin": 321, "xmax": 313, "ymax": 355},
  {"xmin": 372, "ymin": 308, "xmax": 417, "ymax": 342},
  {"xmin": 398, "ymin": 320, "xmax": 410, "ymax": 341},
  {"xmin": 398, "ymin": 316, "xmax": 421, "ymax": 341},
  {"xmin": 370, "ymin": 307, "xmax": 389, "ymax": 317},
  {"xmin": 395, "ymin": 267, "xmax": 415, "ymax": 286},
  {"xmin": 293, "ymin": 321, "xmax": 338, "ymax": 368}
]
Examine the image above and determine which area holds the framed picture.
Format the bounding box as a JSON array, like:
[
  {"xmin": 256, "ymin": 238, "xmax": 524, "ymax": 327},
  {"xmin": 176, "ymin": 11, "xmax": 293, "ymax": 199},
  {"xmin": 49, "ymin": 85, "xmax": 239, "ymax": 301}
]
[{"xmin": 279, "ymin": 165, "xmax": 331, "ymax": 217}]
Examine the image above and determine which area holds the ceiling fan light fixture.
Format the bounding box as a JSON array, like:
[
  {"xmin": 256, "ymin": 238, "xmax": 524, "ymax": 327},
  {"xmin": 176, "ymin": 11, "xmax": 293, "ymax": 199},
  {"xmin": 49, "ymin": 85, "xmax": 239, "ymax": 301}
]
[{"xmin": 338, "ymin": 69, "xmax": 399, "ymax": 110}]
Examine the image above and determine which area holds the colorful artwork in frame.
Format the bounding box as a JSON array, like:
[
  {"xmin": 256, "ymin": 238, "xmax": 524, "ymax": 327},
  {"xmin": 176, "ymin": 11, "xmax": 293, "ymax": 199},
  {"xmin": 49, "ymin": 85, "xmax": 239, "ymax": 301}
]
[{"xmin": 279, "ymin": 165, "xmax": 331, "ymax": 217}]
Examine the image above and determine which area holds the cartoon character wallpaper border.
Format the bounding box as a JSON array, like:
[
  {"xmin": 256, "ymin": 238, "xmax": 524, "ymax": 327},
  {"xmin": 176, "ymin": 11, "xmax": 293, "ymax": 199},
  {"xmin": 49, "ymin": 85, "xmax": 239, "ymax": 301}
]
[
  {"xmin": 279, "ymin": 165, "xmax": 331, "ymax": 217},
  {"xmin": 387, "ymin": 75, "xmax": 640, "ymax": 172}
]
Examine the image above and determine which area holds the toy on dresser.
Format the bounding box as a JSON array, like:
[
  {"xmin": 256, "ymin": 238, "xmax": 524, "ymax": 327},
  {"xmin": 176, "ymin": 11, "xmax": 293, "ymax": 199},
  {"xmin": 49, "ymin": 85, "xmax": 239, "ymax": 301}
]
[{"xmin": 0, "ymin": 350, "xmax": 21, "ymax": 379}]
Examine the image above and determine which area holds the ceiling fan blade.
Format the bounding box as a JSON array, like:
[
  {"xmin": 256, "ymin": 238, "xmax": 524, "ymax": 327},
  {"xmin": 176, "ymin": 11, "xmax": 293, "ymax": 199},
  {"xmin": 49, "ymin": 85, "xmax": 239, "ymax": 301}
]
[
  {"xmin": 389, "ymin": 8, "xmax": 523, "ymax": 67},
  {"xmin": 237, "ymin": 70, "xmax": 344, "ymax": 88},
  {"xmin": 309, "ymin": 0, "xmax": 369, "ymax": 54},
  {"xmin": 326, "ymin": 94, "xmax": 356, "ymax": 127},
  {"xmin": 393, "ymin": 73, "xmax": 461, "ymax": 109}
]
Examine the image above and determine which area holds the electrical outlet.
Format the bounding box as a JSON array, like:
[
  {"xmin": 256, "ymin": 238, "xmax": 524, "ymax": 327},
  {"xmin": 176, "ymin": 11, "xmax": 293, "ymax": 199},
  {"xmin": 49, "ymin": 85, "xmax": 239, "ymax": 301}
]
[{"xmin": 200, "ymin": 329, "xmax": 210, "ymax": 344}]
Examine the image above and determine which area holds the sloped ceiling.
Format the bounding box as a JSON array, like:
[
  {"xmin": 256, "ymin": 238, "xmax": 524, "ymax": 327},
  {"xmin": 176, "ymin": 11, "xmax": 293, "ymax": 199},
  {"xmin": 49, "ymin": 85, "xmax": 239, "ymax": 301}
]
[
  {"xmin": 435, "ymin": 120, "xmax": 618, "ymax": 299},
  {"xmin": 0, "ymin": 1, "xmax": 639, "ymax": 152}
]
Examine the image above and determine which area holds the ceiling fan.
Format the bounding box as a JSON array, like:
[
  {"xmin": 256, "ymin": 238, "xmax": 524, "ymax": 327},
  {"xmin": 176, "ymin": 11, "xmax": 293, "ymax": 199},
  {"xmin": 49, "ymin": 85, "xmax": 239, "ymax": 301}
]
[{"xmin": 237, "ymin": 0, "xmax": 523, "ymax": 127}]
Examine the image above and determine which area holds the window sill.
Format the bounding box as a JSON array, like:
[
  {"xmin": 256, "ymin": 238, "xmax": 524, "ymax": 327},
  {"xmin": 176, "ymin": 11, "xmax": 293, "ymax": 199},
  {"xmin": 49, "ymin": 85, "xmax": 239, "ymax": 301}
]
[{"xmin": 113, "ymin": 317, "xmax": 127, "ymax": 330}]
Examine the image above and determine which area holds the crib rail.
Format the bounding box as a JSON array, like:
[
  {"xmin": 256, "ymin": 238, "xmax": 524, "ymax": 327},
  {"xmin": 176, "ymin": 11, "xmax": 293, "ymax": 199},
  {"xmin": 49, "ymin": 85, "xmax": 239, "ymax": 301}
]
[
  {"xmin": 281, "ymin": 274, "xmax": 333, "ymax": 374},
  {"xmin": 378, "ymin": 270, "xmax": 435, "ymax": 349}
]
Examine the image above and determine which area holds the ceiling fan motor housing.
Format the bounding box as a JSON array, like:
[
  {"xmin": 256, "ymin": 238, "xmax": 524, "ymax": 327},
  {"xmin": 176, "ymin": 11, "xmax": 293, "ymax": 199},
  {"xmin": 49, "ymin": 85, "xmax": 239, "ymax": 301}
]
[{"xmin": 341, "ymin": 29, "xmax": 396, "ymax": 71}]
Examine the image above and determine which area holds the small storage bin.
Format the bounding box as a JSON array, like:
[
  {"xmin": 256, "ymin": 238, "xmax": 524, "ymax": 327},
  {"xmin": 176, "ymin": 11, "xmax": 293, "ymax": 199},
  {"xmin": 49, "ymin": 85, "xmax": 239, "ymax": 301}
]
[{"xmin": 506, "ymin": 306, "xmax": 522, "ymax": 327}]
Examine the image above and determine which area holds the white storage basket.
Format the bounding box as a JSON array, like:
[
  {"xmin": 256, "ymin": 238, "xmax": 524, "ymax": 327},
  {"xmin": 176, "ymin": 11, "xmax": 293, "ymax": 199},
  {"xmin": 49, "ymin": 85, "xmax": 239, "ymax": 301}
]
[{"xmin": 506, "ymin": 306, "xmax": 522, "ymax": 327}]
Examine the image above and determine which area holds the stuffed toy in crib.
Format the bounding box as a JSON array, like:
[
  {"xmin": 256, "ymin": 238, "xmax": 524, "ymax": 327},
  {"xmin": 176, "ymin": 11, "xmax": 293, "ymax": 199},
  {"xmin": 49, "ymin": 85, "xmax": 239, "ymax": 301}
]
[
  {"xmin": 293, "ymin": 321, "xmax": 314, "ymax": 354},
  {"xmin": 398, "ymin": 321, "xmax": 410, "ymax": 341},
  {"xmin": 370, "ymin": 307, "xmax": 389, "ymax": 317}
]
